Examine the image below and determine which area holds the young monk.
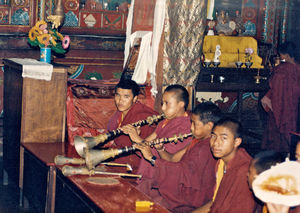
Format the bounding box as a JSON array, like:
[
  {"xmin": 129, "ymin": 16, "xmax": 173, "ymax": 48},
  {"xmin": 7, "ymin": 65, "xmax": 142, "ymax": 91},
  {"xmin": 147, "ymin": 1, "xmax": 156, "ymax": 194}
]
[
  {"xmin": 121, "ymin": 84, "xmax": 192, "ymax": 188},
  {"xmin": 247, "ymin": 150, "xmax": 286, "ymax": 213},
  {"xmin": 133, "ymin": 102, "xmax": 222, "ymax": 212},
  {"xmin": 248, "ymin": 151, "xmax": 300, "ymax": 213},
  {"xmin": 194, "ymin": 117, "xmax": 255, "ymax": 213},
  {"xmin": 106, "ymin": 79, "xmax": 158, "ymax": 172}
]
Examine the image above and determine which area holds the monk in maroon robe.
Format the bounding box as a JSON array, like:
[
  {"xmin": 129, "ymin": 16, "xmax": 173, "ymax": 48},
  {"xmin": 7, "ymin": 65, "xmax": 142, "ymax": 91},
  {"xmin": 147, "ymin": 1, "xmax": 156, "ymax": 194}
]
[
  {"xmin": 121, "ymin": 85, "xmax": 192, "ymax": 183},
  {"xmin": 136, "ymin": 115, "xmax": 192, "ymax": 182},
  {"xmin": 151, "ymin": 138, "xmax": 216, "ymax": 212},
  {"xmin": 107, "ymin": 101, "xmax": 157, "ymax": 172},
  {"xmin": 261, "ymin": 42, "xmax": 300, "ymax": 153},
  {"xmin": 210, "ymin": 148, "xmax": 255, "ymax": 213},
  {"xmin": 133, "ymin": 102, "xmax": 222, "ymax": 212},
  {"xmin": 106, "ymin": 80, "xmax": 158, "ymax": 172},
  {"xmin": 195, "ymin": 117, "xmax": 255, "ymax": 213}
]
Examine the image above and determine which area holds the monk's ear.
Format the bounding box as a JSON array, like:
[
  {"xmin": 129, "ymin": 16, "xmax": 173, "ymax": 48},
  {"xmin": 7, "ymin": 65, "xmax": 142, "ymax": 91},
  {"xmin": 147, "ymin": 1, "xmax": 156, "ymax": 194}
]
[
  {"xmin": 133, "ymin": 95, "xmax": 138, "ymax": 103},
  {"xmin": 234, "ymin": 137, "xmax": 242, "ymax": 148},
  {"xmin": 206, "ymin": 121, "xmax": 214, "ymax": 130},
  {"xmin": 179, "ymin": 100, "xmax": 185, "ymax": 109}
]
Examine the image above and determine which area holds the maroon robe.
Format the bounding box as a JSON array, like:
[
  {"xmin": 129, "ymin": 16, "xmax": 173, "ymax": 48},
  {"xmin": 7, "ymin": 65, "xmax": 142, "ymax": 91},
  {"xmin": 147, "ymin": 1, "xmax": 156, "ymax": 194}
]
[
  {"xmin": 136, "ymin": 115, "xmax": 192, "ymax": 186},
  {"xmin": 210, "ymin": 148, "xmax": 255, "ymax": 213},
  {"xmin": 262, "ymin": 62, "xmax": 300, "ymax": 153},
  {"xmin": 290, "ymin": 206, "xmax": 300, "ymax": 213},
  {"xmin": 149, "ymin": 137, "xmax": 217, "ymax": 212},
  {"xmin": 107, "ymin": 101, "xmax": 158, "ymax": 172}
]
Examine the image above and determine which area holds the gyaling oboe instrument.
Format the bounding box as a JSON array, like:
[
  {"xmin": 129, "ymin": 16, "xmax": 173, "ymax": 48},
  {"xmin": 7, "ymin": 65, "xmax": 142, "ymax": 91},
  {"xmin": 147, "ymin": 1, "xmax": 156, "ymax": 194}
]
[
  {"xmin": 74, "ymin": 114, "xmax": 165, "ymax": 157},
  {"xmin": 146, "ymin": 132, "xmax": 192, "ymax": 147}
]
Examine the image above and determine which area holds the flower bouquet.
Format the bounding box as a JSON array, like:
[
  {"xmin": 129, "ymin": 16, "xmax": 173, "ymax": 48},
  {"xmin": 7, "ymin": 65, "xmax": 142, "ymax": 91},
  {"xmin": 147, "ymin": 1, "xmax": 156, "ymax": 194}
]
[
  {"xmin": 245, "ymin": 47, "xmax": 253, "ymax": 68},
  {"xmin": 28, "ymin": 20, "xmax": 70, "ymax": 55}
]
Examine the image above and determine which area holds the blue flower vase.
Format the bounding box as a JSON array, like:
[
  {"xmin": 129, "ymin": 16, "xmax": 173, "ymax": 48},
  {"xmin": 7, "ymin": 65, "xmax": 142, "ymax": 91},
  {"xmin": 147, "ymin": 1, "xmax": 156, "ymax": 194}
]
[{"xmin": 40, "ymin": 47, "xmax": 51, "ymax": 63}]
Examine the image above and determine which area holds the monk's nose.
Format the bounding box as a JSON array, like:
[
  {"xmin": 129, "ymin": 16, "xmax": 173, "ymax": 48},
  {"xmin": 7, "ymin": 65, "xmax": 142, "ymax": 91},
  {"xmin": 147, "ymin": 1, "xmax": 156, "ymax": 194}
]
[{"xmin": 213, "ymin": 137, "xmax": 222, "ymax": 147}]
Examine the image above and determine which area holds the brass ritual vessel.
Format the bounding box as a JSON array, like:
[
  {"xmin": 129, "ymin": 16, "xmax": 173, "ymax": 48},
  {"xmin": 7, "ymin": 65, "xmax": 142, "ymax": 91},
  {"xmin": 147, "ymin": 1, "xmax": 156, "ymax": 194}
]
[{"xmin": 254, "ymin": 69, "xmax": 267, "ymax": 84}]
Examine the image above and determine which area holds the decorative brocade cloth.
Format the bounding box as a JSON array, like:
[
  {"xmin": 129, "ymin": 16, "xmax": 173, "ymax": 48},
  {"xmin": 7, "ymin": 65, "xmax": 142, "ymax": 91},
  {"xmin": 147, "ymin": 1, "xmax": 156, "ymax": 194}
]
[
  {"xmin": 163, "ymin": 0, "xmax": 206, "ymax": 86},
  {"xmin": 8, "ymin": 58, "xmax": 53, "ymax": 81}
]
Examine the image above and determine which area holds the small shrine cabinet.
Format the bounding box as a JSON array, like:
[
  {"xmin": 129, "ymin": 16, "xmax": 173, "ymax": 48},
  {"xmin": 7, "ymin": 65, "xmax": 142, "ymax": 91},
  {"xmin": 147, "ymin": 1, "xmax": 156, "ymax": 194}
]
[{"xmin": 3, "ymin": 58, "xmax": 67, "ymax": 184}]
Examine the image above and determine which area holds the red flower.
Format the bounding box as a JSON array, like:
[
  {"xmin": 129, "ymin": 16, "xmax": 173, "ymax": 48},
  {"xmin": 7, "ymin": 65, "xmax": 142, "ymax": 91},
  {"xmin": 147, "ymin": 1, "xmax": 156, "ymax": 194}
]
[{"xmin": 62, "ymin": 35, "xmax": 70, "ymax": 49}]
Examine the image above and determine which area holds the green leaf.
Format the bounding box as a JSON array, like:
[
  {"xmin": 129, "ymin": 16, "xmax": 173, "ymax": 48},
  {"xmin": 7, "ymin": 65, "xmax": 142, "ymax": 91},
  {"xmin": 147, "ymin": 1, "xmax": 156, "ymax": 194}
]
[
  {"xmin": 27, "ymin": 38, "xmax": 39, "ymax": 47},
  {"xmin": 51, "ymin": 45, "xmax": 66, "ymax": 54}
]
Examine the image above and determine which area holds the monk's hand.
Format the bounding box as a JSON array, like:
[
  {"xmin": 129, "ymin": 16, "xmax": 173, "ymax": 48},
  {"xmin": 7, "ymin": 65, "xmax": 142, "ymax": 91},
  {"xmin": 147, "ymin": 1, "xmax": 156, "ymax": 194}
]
[
  {"xmin": 266, "ymin": 203, "xmax": 289, "ymax": 213},
  {"xmin": 120, "ymin": 124, "xmax": 143, "ymax": 143},
  {"xmin": 133, "ymin": 143, "xmax": 153, "ymax": 161},
  {"xmin": 154, "ymin": 141, "xmax": 165, "ymax": 152},
  {"xmin": 136, "ymin": 126, "xmax": 141, "ymax": 135},
  {"xmin": 261, "ymin": 96, "xmax": 273, "ymax": 112}
]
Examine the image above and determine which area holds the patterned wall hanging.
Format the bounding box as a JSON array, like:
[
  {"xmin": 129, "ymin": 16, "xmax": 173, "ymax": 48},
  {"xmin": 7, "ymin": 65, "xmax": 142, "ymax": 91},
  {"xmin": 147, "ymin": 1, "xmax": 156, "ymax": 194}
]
[
  {"xmin": 242, "ymin": 0, "xmax": 258, "ymax": 36},
  {"xmin": 163, "ymin": 0, "xmax": 207, "ymax": 86},
  {"xmin": 280, "ymin": 0, "xmax": 289, "ymax": 43},
  {"xmin": 262, "ymin": 0, "xmax": 287, "ymax": 47}
]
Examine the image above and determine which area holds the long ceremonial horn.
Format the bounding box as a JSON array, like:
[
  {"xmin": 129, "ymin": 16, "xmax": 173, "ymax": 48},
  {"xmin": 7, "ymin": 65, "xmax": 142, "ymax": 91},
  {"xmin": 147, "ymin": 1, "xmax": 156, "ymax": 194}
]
[
  {"xmin": 84, "ymin": 133, "xmax": 192, "ymax": 170},
  {"xmin": 85, "ymin": 146, "xmax": 135, "ymax": 170},
  {"xmin": 62, "ymin": 166, "xmax": 142, "ymax": 179},
  {"xmin": 54, "ymin": 155, "xmax": 85, "ymax": 165},
  {"xmin": 74, "ymin": 114, "xmax": 165, "ymax": 157}
]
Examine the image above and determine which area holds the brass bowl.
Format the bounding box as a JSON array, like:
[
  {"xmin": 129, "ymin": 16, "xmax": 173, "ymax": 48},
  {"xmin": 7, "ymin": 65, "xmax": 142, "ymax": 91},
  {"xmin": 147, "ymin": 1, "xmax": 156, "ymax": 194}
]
[
  {"xmin": 203, "ymin": 61, "xmax": 211, "ymax": 67},
  {"xmin": 235, "ymin": 61, "xmax": 243, "ymax": 68},
  {"xmin": 213, "ymin": 61, "xmax": 220, "ymax": 68}
]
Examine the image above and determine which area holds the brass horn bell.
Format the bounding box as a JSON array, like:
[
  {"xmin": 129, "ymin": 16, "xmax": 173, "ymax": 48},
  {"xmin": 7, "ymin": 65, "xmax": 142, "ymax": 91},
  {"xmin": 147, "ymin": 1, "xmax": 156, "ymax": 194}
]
[
  {"xmin": 85, "ymin": 146, "xmax": 135, "ymax": 170},
  {"xmin": 74, "ymin": 114, "xmax": 165, "ymax": 157},
  {"xmin": 74, "ymin": 135, "xmax": 103, "ymax": 158}
]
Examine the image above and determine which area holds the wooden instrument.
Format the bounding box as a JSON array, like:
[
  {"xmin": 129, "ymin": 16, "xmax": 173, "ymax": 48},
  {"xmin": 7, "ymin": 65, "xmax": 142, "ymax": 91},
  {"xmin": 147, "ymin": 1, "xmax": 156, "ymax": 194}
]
[{"xmin": 146, "ymin": 133, "xmax": 192, "ymax": 147}]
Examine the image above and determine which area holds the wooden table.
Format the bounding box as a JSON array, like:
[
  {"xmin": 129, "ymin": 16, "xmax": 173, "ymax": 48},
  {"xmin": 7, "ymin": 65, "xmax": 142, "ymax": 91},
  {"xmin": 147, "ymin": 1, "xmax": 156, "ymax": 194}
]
[
  {"xmin": 3, "ymin": 58, "xmax": 67, "ymax": 185},
  {"xmin": 19, "ymin": 142, "xmax": 65, "ymax": 213},
  {"xmin": 20, "ymin": 142, "xmax": 169, "ymax": 213},
  {"xmin": 196, "ymin": 82, "xmax": 269, "ymax": 121},
  {"xmin": 196, "ymin": 67, "xmax": 270, "ymax": 121}
]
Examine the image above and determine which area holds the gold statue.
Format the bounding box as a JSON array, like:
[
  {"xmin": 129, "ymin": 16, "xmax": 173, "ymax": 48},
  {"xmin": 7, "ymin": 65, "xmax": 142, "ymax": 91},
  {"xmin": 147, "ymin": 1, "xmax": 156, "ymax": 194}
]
[{"xmin": 47, "ymin": 0, "xmax": 64, "ymax": 29}]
